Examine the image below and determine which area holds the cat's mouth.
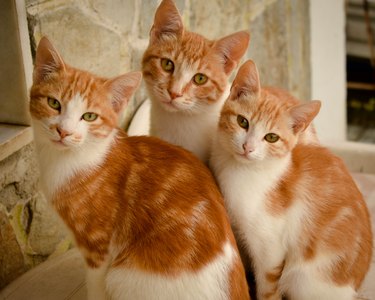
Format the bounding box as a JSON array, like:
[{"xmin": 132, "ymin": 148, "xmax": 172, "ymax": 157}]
[
  {"xmin": 236, "ymin": 151, "xmax": 256, "ymax": 162},
  {"xmin": 51, "ymin": 139, "xmax": 68, "ymax": 148},
  {"xmin": 160, "ymin": 99, "xmax": 181, "ymax": 112}
]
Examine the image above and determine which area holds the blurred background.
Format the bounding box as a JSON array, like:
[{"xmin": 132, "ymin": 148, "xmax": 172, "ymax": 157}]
[{"xmin": 0, "ymin": 0, "xmax": 374, "ymax": 298}]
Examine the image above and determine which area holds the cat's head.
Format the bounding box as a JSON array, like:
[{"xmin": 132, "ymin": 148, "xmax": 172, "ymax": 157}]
[
  {"xmin": 142, "ymin": 0, "xmax": 249, "ymax": 114},
  {"xmin": 218, "ymin": 60, "xmax": 321, "ymax": 163},
  {"xmin": 30, "ymin": 37, "xmax": 142, "ymax": 150}
]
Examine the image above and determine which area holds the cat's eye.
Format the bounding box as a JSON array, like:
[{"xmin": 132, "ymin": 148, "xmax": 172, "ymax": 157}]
[
  {"xmin": 237, "ymin": 115, "xmax": 249, "ymax": 130},
  {"xmin": 264, "ymin": 133, "xmax": 280, "ymax": 143},
  {"xmin": 47, "ymin": 97, "xmax": 61, "ymax": 111},
  {"xmin": 161, "ymin": 58, "xmax": 174, "ymax": 72},
  {"xmin": 193, "ymin": 73, "xmax": 208, "ymax": 85},
  {"xmin": 82, "ymin": 112, "xmax": 98, "ymax": 122}
]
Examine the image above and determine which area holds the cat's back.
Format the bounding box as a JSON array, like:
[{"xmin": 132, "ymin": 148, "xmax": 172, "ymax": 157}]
[
  {"xmin": 283, "ymin": 144, "xmax": 373, "ymax": 289},
  {"xmin": 105, "ymin": 133, "xmax": 249, "ymax": 299}
]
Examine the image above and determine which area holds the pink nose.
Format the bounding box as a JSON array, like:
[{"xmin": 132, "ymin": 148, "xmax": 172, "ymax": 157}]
[
  {"xmin": 168, "ymin": 89, "xmax": 182, "ymax": 100},
  {"xmin": 56, "ymin": 126, "xmax": 72, "ymax": 139},
  {"xmin": 243, "ymin": 143, "xmax": 254, "ymax": 153}
]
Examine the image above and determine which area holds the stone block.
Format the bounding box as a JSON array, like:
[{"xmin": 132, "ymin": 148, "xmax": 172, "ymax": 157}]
[
  {"xmin": 90, "ymin": 0, "xmax": 135, "ymax": 34},
  {"xmin": 0, "ymin": 206, "xmax": 27, "ymax": 289},
  {"xmin": 0, "ymin": 183, "xmax": 20, "ymax": 212},
  {"xmin": 139, "ymin": 0, "xmax": 159, "ymax": 39},
  {"xmin": 247, "ymin": 0, "xmax": 289, "ymax": 90},
  {"xmin": 189, "ymin": 0, "xmax": 247, "ymax": 39},
  {"xmin": 31, "ymin": 5, "xmax": 122, "ymax": 77},
  {"xmin": 0, "ymin": 144, "xmax": 39, "ymax": 211},
  {"xmin": 27, "ymin": 193, "xmax": 68, "ymax": 256}
]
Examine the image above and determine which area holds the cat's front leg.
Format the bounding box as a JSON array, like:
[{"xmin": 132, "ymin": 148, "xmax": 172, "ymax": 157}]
[
  {"xmin": 86, "ymin": 260, "xmax": 109, "ymax": 300},
  {"xmin": 254, "ymin": 262, "xmax": 284, "ymax": 300},
  {"xmin": 250, "ymin": 240, "xmax": 285, "ymax": 300}
]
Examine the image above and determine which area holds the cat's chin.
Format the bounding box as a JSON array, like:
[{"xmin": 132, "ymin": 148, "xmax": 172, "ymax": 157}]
[
  {"xmin": 50, "ymin": 139, "xmax": 77, "ymax": 150},
  {"xmin": 233, "ymin": 152, "xmax": 260, "ymax": 164},
  {"xmin": 159, "ymin": 100, "xmax": 181, "ymax": 113}
]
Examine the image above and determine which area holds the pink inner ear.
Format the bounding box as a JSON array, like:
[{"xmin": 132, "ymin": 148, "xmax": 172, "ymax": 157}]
[
  {"xmin": 230, "ymin": 60, "xmax": 260, "ymax": 100},
  {"xmin": 214, "ymin": 31, "xmax": 250, "ymax": 75},
  {"xmin": 107, "ymin": 72, "xmax": 142, "ymax": 114},
  {"xmin": 289, "ymin": 101, "xmax": 321, "ymax": 134},
  {"xmin": 34, "ymin": 37, "xmax": 65, "ymax": 84}
]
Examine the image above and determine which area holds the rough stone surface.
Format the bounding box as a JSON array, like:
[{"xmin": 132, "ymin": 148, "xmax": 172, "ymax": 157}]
[
  {"xmin": 0, "ymin": 144, "xmax": 68, "ymax": 288},
  {"xmin": 89, "ymin": 0, "xmax": 135, "ymax": 34},
  {"xmin": 27, "ymin": 193, "xmax": 68, "ymax": 256},
  {"xmin": 0, "ymin": 207, "xmax": 27, "ymax": 289},
  {"xmin": 139, "ymin": 1, "xmax": 159, "ymax": 39},
  {"xmin": 31, "ymin": 5, "xmax": 123, "ymax": 77},
  {"xmin": 248, "ymin": 0, "xmax": 289, "ymax": 90}
]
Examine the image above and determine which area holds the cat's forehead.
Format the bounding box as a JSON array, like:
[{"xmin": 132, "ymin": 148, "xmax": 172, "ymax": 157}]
[
  {"xmin": 58, "ymin": 68, "xmax": 107, "ymax": 104},
  {"xmin": 227, "ymin": 91, "xmax": 290, "ymax": 127},
  {"xmin": 158, "ymin": 31, "xmax": 213, "ymax": 63}
]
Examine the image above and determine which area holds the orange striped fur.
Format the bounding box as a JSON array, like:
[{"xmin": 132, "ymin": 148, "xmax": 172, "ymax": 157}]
[
  {"xmin": 30, "ymin": 37, "xmax": 250, "ymax": 300},
  {"xmin": 210, "ymin": 60, "xmax": 373, "ymax": 300},
  {"xmin": 142, "ymin": 0, "xmax": 249, "ymax": 163}
]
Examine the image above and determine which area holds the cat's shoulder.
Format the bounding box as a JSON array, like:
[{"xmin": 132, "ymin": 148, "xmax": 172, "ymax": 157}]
[
  {"xmin": 292, "ymin": 143, "xmax": 349, "ymax": 175},
  {"xmin": 117, "ymin": 132, "xmax": 207, "ymax": 169}
]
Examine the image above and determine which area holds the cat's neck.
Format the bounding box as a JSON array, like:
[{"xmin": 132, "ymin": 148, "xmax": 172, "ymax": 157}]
[
  {"xmin": 210, "ymin": 138, "xmax": 291, "ymax": 203},
  {"xmin": 149, "ymin": 86, "xmax": 230, "ymax": 162},
  {"xmin": 33, "ymin": 125, "xmax": 117, "ymax": 200}
]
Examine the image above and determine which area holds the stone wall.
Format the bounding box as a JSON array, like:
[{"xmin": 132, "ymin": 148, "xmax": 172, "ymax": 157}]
[
  {"xmin": 0, "ymin": 144, "xmax": 69, "ymax": 289},
  {"xmin": 0, "ymin": 0, "xmax": 311, "ymax": 288}
]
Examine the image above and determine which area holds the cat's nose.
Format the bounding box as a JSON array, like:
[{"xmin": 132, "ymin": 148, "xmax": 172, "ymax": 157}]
[
  {"xmin": 242, "ymin": 143, "xmax": 254, "ymax": 153},
  {"xmin": 168, "ymin": 89, "xmax": 182, "ymax": 100},
  {"xmin": 56, "ymin": 126, "xmax": 72, "ymax": 139}
]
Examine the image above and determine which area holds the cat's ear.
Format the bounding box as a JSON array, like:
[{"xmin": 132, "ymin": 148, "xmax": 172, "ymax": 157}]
[
  {"xmin": 213, "ymin": 31, "xmax": 250, "ymax": 74},
  {"xmin": 230, "ymin": 60, "xmax": 260, "ymax": 100},
  {"xmin": 33, "ymin": 36, "xmax": 66, "ymax": 84},
  {"xmin": 105, "ymin": 72, "xmax": 142, "ymax": 114},
  {"xmin": 289, "ymin": 100, "xmax": 321, "ymax": 134},
  {"xmin": 150, "ymin": 0, "xmax": 183, "ymax": 43}
]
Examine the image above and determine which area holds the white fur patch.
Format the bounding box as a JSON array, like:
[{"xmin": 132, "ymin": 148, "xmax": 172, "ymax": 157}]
[
  {"xmin": 31, "ymin": 93, "xmax": 116, "ymax": 199},
  {"xmin": 106, "ymin": 241, "xmax": 235, "ymax": 300},
  {"xmin": 149, "ymin": 85, "xmax": 229, "ymax": 163}
]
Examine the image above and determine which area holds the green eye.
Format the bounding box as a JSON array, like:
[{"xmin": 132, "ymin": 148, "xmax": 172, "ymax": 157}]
[
  {"xmin": 48, "ymin": 97, "xmax": 61, "ymax": 110},
  {"xmin": 161, "ymin": 58, "xmax": 174, "ymax": 72},
  {"xmin": 82, "ymin": 112, "xmax": 98, "ymax": 122},
  {"xmin": 237, "ymin": 115, "xmax": 249, "ymax": 130},
  {"xmin": 193, "ymin": 73, "xmax": 208, "ymax": 85},
  {"xmin": 264, "ymin": 133, "xmax": 280, "ymax": 143}
]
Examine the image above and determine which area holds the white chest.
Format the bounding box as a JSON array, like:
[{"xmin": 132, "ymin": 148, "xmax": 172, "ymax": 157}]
[
  {"xmin": 150, "ymin": 106, "xmax": 220, "ymax": 162},
  {"xmin": 210, "ymin": 151, "xmax": 295, "ymax": 246},
  {"xmin": 106, "ymin": 241, "xmax": 236, "ymax": 300}
]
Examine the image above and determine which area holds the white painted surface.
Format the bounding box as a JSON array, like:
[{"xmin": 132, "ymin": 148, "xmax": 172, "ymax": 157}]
[{"xmin": 310, "ymin": 0, "xmax": 347, "ymax": 143}]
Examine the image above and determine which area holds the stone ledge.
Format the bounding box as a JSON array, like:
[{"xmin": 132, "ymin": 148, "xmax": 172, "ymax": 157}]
[
  {"xmin": 326, "ymin": 141, "xmax": 375, "ymax": 174},
  {"xmin": 0, "ymin": 124, "xmax": 33, "ymax": 162}
]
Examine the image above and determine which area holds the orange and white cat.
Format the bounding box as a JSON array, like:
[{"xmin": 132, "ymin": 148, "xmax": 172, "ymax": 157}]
[
  {"xmin": 141, "ymin": 0, "xmax": 249, "ymax": 163},
  {"xmin": 210, "ymin": 60, "xmax": 373, "ymax": 300},
  {"xmin": 30, "ymin": 37, "xmax": 250, "ymax": 300}
]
